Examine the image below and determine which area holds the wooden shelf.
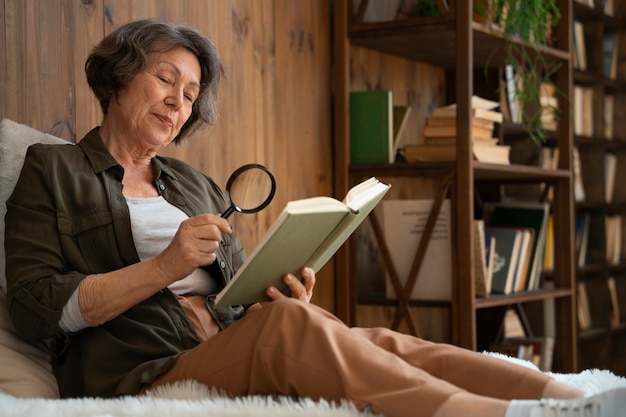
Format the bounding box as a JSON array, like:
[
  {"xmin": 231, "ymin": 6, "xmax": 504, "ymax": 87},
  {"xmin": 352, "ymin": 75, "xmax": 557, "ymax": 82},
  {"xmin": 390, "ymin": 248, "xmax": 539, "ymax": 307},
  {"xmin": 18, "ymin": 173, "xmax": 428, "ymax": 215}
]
[
  {"xmin": 572, "ymin": 1, "xmax": 626, "ymax": 375},
  {"xmin": 350, "ymin": 161, "xmax": 570, "ymax": 182},
  {"xmin": 475, "ymin": 288, "xmax": 572, "ymax": 309},
  {"xmin": 348, "ymin": 19, "xmax": 569, "ymax": 68},
  {"xmin": 358, "ymin": 287, "xmax": 572, "ymax": 310},
  {"xmin": 334, "ymin": 0, "xmax": 577, "ymax": 373}
]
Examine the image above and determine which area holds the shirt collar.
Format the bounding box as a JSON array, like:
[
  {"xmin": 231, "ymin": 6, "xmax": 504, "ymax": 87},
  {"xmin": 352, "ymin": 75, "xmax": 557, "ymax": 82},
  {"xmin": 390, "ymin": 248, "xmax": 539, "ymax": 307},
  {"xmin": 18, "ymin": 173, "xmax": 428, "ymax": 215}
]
[{"xmin": 77, "ymin": 127, "xmax": 178, "ymax": 182}]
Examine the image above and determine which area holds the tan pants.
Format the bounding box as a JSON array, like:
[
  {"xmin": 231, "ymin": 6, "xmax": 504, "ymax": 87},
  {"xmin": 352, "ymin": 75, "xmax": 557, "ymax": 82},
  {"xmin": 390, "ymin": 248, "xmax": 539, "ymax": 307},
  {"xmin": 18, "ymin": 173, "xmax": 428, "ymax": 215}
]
[{"xmin": 144, "ymin": 298, "xmax": 551, "ymax": 417}]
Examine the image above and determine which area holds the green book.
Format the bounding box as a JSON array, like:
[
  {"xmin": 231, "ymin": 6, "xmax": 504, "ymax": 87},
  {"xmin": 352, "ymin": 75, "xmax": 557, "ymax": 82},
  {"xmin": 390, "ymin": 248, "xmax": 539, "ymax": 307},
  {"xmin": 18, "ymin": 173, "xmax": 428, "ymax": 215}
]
[
  {"xmin": 350, "ymin": 90, "xmax": 394, "ymax": 164},
  {"xmin": 484, "ymin": 227, "xmax": 522, "ymax": 295},
  {"xmin": 214, "ymin": 177, "xmax": 391, "ymax": 307}
]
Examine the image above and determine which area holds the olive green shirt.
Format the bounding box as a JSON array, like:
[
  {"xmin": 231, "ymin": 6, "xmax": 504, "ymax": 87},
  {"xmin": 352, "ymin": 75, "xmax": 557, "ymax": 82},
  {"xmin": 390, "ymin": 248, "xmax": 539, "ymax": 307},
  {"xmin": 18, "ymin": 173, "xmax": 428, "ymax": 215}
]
[{"xmin": 5, "ymin": 128, "xmax": 246, "ymax": 398}]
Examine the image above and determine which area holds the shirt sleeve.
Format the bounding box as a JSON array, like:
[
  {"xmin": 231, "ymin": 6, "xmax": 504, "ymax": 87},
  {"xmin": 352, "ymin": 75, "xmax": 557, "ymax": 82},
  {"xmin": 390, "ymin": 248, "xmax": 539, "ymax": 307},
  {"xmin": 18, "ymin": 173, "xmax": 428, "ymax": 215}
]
[{"xmin": 59, "ymin": 287, "xmax": 89, "ymax": 332}]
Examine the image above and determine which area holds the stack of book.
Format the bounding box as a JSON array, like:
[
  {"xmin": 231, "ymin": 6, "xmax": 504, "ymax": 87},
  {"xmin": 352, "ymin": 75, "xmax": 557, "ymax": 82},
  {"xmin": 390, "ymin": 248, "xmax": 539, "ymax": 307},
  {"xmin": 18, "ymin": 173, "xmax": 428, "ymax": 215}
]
[
  {"xmin": 476, "ymin": 202, "xmax": 551, "ymax": 296},
  {"xmin": 403, "ymin": 96, "xmax": 510, "ymax": 164}
]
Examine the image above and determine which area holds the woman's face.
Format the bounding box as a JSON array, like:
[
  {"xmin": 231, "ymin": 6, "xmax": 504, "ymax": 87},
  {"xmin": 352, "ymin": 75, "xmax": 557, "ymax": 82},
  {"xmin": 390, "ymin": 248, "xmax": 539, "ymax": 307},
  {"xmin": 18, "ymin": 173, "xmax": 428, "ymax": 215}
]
[{"xmin": 110, "ymin": 46, "xmax": 201, "ymax": 150}]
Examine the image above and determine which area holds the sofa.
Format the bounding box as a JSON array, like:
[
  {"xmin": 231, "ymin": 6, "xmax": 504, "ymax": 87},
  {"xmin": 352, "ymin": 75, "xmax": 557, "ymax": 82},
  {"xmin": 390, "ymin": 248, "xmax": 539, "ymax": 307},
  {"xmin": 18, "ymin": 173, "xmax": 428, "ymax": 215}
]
[{"xmin": 0, "ymin": 118, "xmax": 625, "ymax": 416}]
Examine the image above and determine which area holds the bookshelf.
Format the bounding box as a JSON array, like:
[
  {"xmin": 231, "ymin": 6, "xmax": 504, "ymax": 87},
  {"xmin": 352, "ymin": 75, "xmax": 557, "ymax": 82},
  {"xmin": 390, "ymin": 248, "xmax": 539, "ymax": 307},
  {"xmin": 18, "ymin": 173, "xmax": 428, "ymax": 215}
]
[
  {"xmin": 572, "ymin": 0, "xmax": 626, "ymax": 375},
  {"xmin": 333, "ymin": 0, "xmax": 578, "ymax": 373}
]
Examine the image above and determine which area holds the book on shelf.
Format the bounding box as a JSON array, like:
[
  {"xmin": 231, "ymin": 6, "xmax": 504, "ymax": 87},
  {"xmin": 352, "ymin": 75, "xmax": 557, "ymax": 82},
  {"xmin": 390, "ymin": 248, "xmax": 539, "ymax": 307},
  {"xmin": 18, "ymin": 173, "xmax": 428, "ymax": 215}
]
[
  {"xmin": 608, "ymin": 277, "xmax": 621, "ymax": 329},
  {"xmin": 214, "ymin": 177, "xmax": 391, "ymax": 307},
  {"xmin": 423, "ymin": 124, "xmax": 494, "ymax": 140},
  {"xmin": 403, "ymin": 143, "xmax": 510, "ymax": 164},
  {"xmin": 473, "ymin": 219, "xmax": 495, "ymax": 297},
  {"xmin": 490, "ymin": 336, "xmax": 555, "ymax": 372},
  {"xmin": 539, "ymin": 147, "xmax": 560, "ymax": 202},
  {"xmin": 603, "ymin": 32, "xmax": 618, "ymax": 80},
  {"xmin": 472, "ymin": 143, "xmax": 511, "ymax": 165},
  {"xmin": 604, "ymin": 94, "xmax": 615, "ymax": 140},
  {"xmin": 503, "ymin": 65, "xmax": 522, "ymax": 124},
  {"xmin": 577, "ymin": 282, "xmax": 592, "ymax": 331},
  {"xmin": 423, "ymin": 136, "xmax": 499, "ymax": 146},
  {"xmin": 605, "ymin": 215, "xmax": 621, "ymax": 265},
  {"xmin": 349, "ymin": 90, "xmax": 394, "ymax": 164},
  {"xmin": 575, "ymin": 213, "xmax": 590, "ymax": 268},
  {"xmin": 604, "ymin": 0, "xmax": 614, "ymax": 16},
  {"xmin": 431, "ymin": 95, "xmax": 503, "ymax": 123},
  {"xmin": 512, "ymin": 228, "xmax": 535, "ymax": 293},
  {"xmin": 349, "ymin": 90, "xmax": 412, "ymax": 164},
  {"xmin": 572, "ymin": 20, "xmax": 587, "ymax": 71},
  {"xmin": 411, "ymin": 96, "xmax": 508, "ymax": 164},
  {"xmin": 573, "ymin": 86, "xmax": 594, "ymax": 137},
  {"xmin": 484, "ymin": 202, "xmax": 550, "ymax": 292},
  {"xmin": 541, "ymin": 147, "xmax": 560, "ymax": 171},
  {"xmin": 484, "ymin": 226, "xmax": 523, "ymax": 295},
  {"xmin": 383, "ymin": 199, "xmax": 452, "ymax": 301},
  {"xmin": 543, "ymin": 215, "xmax": 554, "ymax": 271},
  {"xmin": 604, "ymin": 153, "xmax": 617, "ymax": 203},
  {"xmin": 572, "ymin": 146, "xmax": 585, "ymax": 202},
  {"xmin": 392, "ymin": 105, "xmax": 412, "ymax": 158},
  {"xmin": 426, "ymin": 116, "xmax": 494, "ymax": 130},
  {"xmin": 540, "ymin": 82, "xmax": 558, "ymax": 131},
  {"xmin": 503, "ymin": 308, "xmax": 526, "ymax": 338},
  {"xmin": 485, "ymin": 232, "xmax": 496, "ymax": 295}
]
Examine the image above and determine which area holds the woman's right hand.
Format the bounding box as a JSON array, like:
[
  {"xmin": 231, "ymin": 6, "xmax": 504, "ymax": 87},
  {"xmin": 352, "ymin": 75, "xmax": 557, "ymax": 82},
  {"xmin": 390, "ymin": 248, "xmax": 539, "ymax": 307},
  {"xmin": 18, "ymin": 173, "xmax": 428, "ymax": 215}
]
[{"xmin": 154, "ymin": 214, "xmax": 232, "ymax": 283}]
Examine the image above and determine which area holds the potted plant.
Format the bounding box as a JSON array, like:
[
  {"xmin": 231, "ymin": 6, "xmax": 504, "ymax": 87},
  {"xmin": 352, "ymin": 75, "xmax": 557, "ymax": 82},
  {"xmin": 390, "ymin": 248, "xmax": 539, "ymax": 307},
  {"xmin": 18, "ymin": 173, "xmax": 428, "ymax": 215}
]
[{"xmin": 474, "ymin": 0, "xmax": 562, "ymax": 142}]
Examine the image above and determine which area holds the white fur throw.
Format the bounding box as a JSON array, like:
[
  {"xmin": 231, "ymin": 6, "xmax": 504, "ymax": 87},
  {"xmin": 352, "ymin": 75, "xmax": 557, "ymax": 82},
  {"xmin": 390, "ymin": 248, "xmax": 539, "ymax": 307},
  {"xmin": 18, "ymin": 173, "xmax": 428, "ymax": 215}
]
[
  {"xmin": 0, "ymin": 381, "xmax": 377, "ymax": 417},
  {"xmin": 0, "ymin": 360, "xmax": 625, "ymax": 417}
]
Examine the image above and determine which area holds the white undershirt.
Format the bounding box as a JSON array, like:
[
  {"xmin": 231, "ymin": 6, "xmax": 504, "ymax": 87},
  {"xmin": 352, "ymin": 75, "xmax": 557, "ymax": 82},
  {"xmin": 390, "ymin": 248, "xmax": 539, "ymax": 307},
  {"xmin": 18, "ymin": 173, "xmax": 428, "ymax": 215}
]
[
  {"xmin": 125, "ymin": 195, "xmax": 218, "ymax": 296},
  {"xmin": 59, "ymin": 195, "xmax": 218, "ymax": 332}
]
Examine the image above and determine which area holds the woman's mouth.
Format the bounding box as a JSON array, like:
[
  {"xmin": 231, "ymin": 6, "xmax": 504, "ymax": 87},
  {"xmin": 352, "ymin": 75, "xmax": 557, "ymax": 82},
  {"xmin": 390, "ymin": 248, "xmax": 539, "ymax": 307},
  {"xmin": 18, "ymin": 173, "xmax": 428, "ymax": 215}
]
[{"xmin": 154, "ymin": 114, "xmax": 174, "ymax": 128}]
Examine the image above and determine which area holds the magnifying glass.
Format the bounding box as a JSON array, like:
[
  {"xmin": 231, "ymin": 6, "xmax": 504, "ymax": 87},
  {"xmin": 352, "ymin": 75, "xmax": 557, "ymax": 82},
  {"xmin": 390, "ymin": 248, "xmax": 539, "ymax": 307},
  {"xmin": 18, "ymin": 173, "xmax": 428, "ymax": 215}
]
[{"xmin": 221, "ymin": 163, "xmax": 277, "ymax": 218}]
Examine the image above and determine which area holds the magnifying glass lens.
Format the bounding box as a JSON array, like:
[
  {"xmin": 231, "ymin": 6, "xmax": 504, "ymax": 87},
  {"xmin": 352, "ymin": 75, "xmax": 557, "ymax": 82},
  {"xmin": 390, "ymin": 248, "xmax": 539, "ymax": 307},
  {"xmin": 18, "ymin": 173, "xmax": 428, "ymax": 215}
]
[
  {"xmin": 229, "ymin": 169, "xmax": 274, "ymax": 211},
  {"xmin": 221, "ymin": 164, "xmax": 276, "ymax": 218}
]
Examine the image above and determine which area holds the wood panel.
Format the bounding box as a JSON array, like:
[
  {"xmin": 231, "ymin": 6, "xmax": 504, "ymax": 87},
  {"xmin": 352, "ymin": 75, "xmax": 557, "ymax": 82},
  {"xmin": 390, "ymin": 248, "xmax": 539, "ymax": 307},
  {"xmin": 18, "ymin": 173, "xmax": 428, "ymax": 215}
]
[
  {"xmin": 1, "ymin": 0, "xmax": 335, "ymax": 311},
  {"xmin": 2, "ymin": 0, "xmax": 75, "ymax": 138}
]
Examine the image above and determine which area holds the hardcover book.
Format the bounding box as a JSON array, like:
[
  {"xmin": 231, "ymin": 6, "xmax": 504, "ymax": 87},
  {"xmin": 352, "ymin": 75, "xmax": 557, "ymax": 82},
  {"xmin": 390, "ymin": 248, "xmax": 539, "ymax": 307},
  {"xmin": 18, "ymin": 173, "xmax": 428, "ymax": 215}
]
[
  {"xmin": 349, "ymin": 90, "xmax": 394, "ymax": 164},
  {"xmin": 484, "ymin": 226, "xmax": 523, "ymax": 295},
  {"xmin": 214, "ymin": 177, "xmax": 391, "ymax": 307}
]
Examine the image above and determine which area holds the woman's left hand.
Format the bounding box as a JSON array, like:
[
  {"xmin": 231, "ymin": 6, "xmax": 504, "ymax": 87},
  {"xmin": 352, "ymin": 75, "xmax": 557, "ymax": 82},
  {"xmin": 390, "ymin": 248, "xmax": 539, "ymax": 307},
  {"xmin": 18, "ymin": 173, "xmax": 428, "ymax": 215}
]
[{"xmin": 266, "ymin": 267, "xmax": 315, "ymax": 303}]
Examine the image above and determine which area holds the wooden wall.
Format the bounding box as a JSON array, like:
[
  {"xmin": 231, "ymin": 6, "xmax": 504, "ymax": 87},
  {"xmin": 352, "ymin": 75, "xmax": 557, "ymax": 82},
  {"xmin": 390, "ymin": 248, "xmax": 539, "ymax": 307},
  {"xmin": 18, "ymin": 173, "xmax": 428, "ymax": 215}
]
[{"xmin": 0, "ymin": 0, "xmax": 335, "ymax": 311}]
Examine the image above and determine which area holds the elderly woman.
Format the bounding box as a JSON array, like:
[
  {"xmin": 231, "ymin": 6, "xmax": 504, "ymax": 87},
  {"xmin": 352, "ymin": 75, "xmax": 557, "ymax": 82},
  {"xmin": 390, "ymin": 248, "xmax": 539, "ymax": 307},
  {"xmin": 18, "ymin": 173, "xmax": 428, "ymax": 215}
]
[{"xmin": 5, "ymin": 20, "xmax": 622, "ymax": 417}]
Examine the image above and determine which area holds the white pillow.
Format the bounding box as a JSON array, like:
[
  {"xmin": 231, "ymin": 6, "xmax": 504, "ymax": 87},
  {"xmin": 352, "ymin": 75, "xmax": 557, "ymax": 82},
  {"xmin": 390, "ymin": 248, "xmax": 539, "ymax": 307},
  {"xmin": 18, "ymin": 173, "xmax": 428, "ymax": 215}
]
[{"xmin": 0, "ymin": 119, "xmax": 68, "ymax": 398}]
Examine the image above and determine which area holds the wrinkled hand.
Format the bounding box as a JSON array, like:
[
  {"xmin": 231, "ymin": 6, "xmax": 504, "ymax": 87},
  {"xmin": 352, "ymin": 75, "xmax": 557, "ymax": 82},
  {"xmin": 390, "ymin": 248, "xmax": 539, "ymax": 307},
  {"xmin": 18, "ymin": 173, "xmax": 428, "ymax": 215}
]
[
  {"xmin": 266, "ymin": 267, "xmax": 316, "ymax": 303},
  {"xmin": 155, "ymin": 214, "xmax": 232, "ymax": 284}
]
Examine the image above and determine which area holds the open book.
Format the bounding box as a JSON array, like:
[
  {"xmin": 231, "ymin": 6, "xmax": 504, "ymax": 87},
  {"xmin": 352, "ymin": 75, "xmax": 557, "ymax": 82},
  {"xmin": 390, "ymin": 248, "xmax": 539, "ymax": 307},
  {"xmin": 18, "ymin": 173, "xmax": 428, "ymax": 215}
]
[{"xmin": 214, "ymin": 177, "xmax": 391, "ymax": 307}]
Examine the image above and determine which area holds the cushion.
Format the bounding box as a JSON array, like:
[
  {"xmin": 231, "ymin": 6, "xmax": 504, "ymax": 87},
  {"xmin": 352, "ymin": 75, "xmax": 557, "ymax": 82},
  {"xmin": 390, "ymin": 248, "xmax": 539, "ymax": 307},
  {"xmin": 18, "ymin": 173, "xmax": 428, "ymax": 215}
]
[
  {"xmin": 0, "ymin": 291, "xmax": 59, "ymax": 398},
  {"xmin": 0, "ymin": 119, "xmax": 69, "ymax": 398}
]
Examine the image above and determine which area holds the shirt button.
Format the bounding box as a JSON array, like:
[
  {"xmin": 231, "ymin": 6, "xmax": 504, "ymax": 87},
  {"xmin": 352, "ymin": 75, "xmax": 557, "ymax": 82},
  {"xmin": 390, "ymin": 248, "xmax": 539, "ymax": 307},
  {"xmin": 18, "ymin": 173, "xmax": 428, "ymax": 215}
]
[
  {"xmin": 220, "ymin": 261, "xmax": 226, "ymax": 268},
  {"xmin": 159, "ymin": 184, "xmax": 166, "ymax": 191}
]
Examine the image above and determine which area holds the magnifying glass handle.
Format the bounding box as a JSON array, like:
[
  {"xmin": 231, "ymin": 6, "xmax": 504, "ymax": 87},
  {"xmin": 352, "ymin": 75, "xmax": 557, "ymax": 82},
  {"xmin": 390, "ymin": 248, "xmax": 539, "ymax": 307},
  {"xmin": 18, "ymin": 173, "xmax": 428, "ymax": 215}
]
[{"xmin": 221, "ymin": 206, "xmax": 235, "ymax": 218}]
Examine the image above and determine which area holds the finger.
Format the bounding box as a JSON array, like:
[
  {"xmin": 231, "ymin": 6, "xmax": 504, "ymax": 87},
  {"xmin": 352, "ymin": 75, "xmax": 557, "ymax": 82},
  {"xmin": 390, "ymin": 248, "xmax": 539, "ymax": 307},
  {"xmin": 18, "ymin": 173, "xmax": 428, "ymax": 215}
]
[
  {"xmin": 300, "ymin": 267, "xmax": 316, "ymax": 293},
  {"xmin": 285, "ymin": 273, "xmax": 309, "ymax": 301},
  {"xmin": 186, "ymin": 214, "xmax": 233, "ymax": 234}
]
